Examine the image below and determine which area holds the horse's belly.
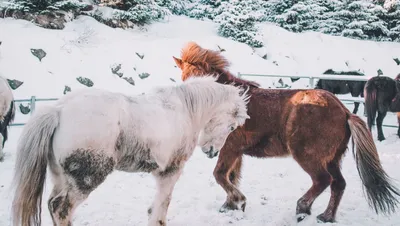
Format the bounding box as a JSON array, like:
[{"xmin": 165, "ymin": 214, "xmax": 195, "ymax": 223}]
[{"xmin": 115, "ymin": 157, "xmax": 159, "ymax": 173}]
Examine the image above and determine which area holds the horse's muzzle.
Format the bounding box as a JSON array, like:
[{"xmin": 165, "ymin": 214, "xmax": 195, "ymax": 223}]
[{"xmin": 202, "ymin": 146, "xmax": 219, "ymax": 159}]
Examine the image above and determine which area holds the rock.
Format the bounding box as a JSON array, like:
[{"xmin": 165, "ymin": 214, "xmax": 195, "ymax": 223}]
[
  {"xmin": 76, "ymin": 76, "xmax": 94, "ymax": 87},
  {"xmin": 19, "ymin": 104, "xmax": 31, "ymax": 115},
  {"xmin": 261, "ymin": 54, "xmax": 267, "ymax": 60},
  {"xmin": 111, "ymin": 64, "xmax": 123, "ymax": 77},
  {"xmin": 290, "ymin": 77, "xmax": 300, "ymax": 82},
  {"xmin": 170, "ymin": 78, "xmax": 176, "ymax": 82},
  {"xmin": 63, "ymin": 86, "xmax": 71, "ymax": 95},
  {"xmin": 274, "ymin": 78, "xmax": 290, "ymax": 88},
  {"xmin": 123, "ymin": 77, "xmax": 135, "ymax": 86},
  {"xmin": 7, "ymin": 79, "xmax": 24, "ymax": 90},
  {"xmin": 394, "ymin": 58, "xmax": 400, "ymax": 65},
  {"xmin": 138, "ymin": 72, "xmax": 150, "ymax": 79},
  {"xmin": 30, "ymin": 49, "xmax": 47, "ymax": 61},
  {"xmin": 136, "ymin": 52, "xmax": 144, "ymax": 59}
]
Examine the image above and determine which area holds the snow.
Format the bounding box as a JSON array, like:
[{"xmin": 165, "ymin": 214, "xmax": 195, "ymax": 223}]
[{"xmin": 1, "ymin": 14, "xmax": 400, "ymax": 226}]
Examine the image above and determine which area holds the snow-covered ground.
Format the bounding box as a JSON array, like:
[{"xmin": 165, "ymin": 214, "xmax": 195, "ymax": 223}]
[{"xmin": 0, "ymin": 14, "xmax": 400, "ymax": 225}]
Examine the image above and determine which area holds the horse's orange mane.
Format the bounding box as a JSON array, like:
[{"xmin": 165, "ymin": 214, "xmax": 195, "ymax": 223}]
[
  {"xmin": 180, "ymin": 42, "xmax": 230, "ymax": 72},
  {"xmin": 179, "ymin": 42, "xmax": 260, "ymax": 88}
]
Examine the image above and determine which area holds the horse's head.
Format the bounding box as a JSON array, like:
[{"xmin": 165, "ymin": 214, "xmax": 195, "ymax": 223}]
[
  {"xmin": 173, "ymin": 42, "xmax": 230, "ymax": 81},
  {"xmin": 173, "ymin": 42, "xmax": 261, "ymax": 88},
  {"xmin": 196, "ymin": 84, "xmax": 250, "ymax": 159}
]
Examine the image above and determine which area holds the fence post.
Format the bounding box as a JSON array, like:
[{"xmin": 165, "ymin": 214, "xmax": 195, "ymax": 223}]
[
  {"xmin": 309, "ymin": 76, "xmax": 314, "ymax": 88},
  {"xmin": 30, "ymin": 96, "xmax": 36, "ymax": 115}
]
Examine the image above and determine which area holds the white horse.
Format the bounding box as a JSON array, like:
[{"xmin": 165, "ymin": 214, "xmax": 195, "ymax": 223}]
[
  {"xmin": 12, "ymin": 76, "xmax": 250, "ymax": 226},
  {"xmin": 0, "ymin": 75, "xmax": 15, "ymax": 161}
]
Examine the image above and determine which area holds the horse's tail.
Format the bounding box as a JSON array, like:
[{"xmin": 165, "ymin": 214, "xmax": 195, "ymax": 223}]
[
  {"xmin": 12, "ymin": 106, "xmax": 60, "ymax": 226},
  {"xmin": 364, "ymin": 81, "xmax": 378, "ymax": 130},
  {"xmin": 0, "ymin": 100, "xmax": 16, "ymax": 147},
  {"xmin": 347, "ymin": 114, "xmax": 400, "ymax": 215}
]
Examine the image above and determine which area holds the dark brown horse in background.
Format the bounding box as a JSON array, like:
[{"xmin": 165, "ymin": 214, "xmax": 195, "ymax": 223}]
[
  {"xmin": 315, "ymin": 69, "xmax": 366, "ymax": 115},
  {"xmin": 364, "ymin": 74, "xmax": 400, "ymax": 141},
  {"xmin": 172, "ymin": 42, "xmax": 400, "ymax": 223}
]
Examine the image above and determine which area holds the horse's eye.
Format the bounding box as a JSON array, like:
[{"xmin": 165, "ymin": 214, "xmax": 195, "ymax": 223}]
[{"xmin": 230, "ymin": 126, "xmax": 235, "ymax": 131}]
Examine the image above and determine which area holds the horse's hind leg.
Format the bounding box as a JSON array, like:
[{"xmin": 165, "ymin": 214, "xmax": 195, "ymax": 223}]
[
  {"xmin": 316, "ymin": 160, "xmax": 346, "ymax": 223},
  {"xmin": 148, "ymin": 166, "xmax": 183, "ymax": 226},
  {"xmin": 295, "ymin": 157, "xmax": 331, "ymax": 222},
  {"xmin": 48, "ymin": 149, "xmax": 115, "ymax": 225},
  {"xmin": 376, "ymin": 111, "xmax": 387, "ymax": 141},
  {"xmin": 48, "ymin": 184, "xmax": 88, "ymax": 226},
  {"xmin": 397, "ymin": 112, "xmax": 400, "ymax": 138},
  {"xmin": 353, "ymin": 102, "xmax": 360, "ymax": 114}
]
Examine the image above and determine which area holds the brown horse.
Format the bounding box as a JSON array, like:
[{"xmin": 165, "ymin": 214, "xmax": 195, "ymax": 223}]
[
  {"xmin": 364, "ymin": 73, "xmax": 400, "ymax": 141},
  {"xmin": 172, "ymin": 42, "xmax": 400, "ymax": 223}
]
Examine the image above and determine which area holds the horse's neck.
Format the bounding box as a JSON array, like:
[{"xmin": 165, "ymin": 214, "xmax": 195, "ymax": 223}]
[{"xmin": 215, "ymin": 70, "xmax": 260, "ymax": 88}]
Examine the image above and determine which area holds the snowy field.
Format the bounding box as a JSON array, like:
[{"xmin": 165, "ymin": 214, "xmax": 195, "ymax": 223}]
[
  {"xmin": 1, "ymin": 115, "xmax": 400, "ymax": 226},
  {"xmin": 1, "ymin": 14, "xmax": 400, "ymax": 226}
]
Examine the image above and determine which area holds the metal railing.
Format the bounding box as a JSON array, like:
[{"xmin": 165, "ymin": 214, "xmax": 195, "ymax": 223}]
[
  {"xmin": 237, "ymin": 72, "xmax": 398, "ymax": 128},
  {"xmin": 11, "ymin": 96, "xmax": 58, "ymax": 126},
  {"xmin": 8, "ymin": 73, "xmax": 398, "ymax": 129},
  {"xmin": 237, "ymin": 72, "xmax": 370, "ymax": 104}
]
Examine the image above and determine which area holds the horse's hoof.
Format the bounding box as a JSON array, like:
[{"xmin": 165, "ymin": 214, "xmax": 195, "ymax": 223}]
[
  {"xmin": 0, "ymin": 154, "xmax": 4, "ymax": 162},
  {"xmin": 296, "ymin": 213, "xmax": 308, "ymax": 222},
  {"xmin": 241, "ymin": 201, "xmax": 246, "ymax": 212},
  {"xmin": 378, "ymin": 137, "xmax": 386, "ymax": 141},
  {"xmin": 316, "ymin": 213, "xmax": 335, "ymax": 223},
  {"xmin": 219, "ymin": 200, "xmax": 246, "ymax": 213}
]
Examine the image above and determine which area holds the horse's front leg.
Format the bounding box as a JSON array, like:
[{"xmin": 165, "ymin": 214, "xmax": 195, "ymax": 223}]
[
  {"xmin": 214, "ymin": 147, "xmax": 246, "ymax": 213},
  {"xmin": 148, "ymin": 165, "xmax": 183, "ymax": 226}
]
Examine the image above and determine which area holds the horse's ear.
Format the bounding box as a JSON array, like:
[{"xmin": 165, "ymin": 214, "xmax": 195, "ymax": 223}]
[{"xmin": 173, "ymin": 56, "xmax": 183, "ymax": 69}]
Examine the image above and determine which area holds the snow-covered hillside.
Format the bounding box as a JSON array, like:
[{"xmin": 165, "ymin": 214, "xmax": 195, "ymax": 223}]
[{"xmin": 0, "ymin": 15, "xmax": 400, "ymax": 226}]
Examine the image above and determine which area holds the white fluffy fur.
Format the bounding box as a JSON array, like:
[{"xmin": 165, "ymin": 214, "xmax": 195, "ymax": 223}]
[
  {"xmin": 12, "ymin": 76, "xmax": 250, "ymax": 226},
  {"xmin": 0, "ymin": 75, "xmax": 15, "ymax": 160}
]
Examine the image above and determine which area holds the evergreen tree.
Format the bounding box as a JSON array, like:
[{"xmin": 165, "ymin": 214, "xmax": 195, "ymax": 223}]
[{"xmin": 186, "ymin": 0, "xmax": 266, "ymax": 47}]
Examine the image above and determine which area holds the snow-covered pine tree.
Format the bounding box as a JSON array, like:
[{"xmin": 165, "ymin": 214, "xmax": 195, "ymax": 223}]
[
  {"xmin": 214, "ymin": 0, "xmax": 265, "ymax": 47},
  {"xmin": 377, "ymin": 0, "xmax": 400, "ymax": 41},
  {"xmin": 155, "ymin": 0, "xmax": 187, "ymax": 15},
  {"xmin": 2, "ymin": 0, "xmax": 91, "ymax": 11},
  {"xmin": 339, "ymin": 1, "xmax": 390, "ymax": 41},
  {"xmin": 186, "ymin": 0, "xmax": 266, "ymax": 47},
  {"xmin": 264, "ymin": 0, "xmax": 397, "ymax": 42},
  {"xmin": 111, "ymin": 0, "xmax": 170, "ymax": 24}
]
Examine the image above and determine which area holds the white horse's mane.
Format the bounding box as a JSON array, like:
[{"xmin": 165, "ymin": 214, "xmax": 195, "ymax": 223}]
[{"xmin": 170, "ymin": 75, "xmax": 250, "ymax": 122}]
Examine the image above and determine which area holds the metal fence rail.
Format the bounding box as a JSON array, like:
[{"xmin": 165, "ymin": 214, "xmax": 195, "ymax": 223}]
[
  {"xmin": 10, "ymin": 96, "xmax": 58, "ymax": 126},
  {"xmin": 237, "ymin": 72, "xmax": 398, "ymax": 128},
  {"xmin": 8, "ymin": 73, "xmax": 398, "ymax": 129}
]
